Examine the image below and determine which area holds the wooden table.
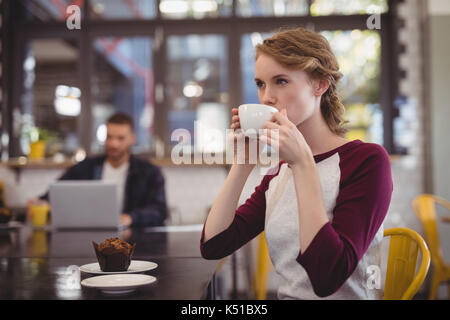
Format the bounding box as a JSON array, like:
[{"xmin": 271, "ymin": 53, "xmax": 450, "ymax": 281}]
[{"xmin": 0, "ymin": 224, "xmax": 219, "ymax": 300}]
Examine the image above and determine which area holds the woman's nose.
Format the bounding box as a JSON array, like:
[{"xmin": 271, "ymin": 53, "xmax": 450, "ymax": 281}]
[{"xmin": 262, "ymin": 89, "xmax": 276, "ymax": 106}]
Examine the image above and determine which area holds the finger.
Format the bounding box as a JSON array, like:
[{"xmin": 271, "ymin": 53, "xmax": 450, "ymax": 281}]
[
  {"xmin": 261, "ymin": 127, "xmax": 280, "ymax": 142},
  {"xmin": 259, "ymin": 134, "xmax": 280, "ymax": 151},
  {"xmin": 231, "ymin": 121, "xmax": 241, "ymax": 129},
  {"xmin": 259, "ymin": 134, "xmax": 269, "ymax": 145},
  {"xmin": 232, "ymin": 115, "xmax": 240, "ymax": 122},
  {"xmin": 270, "ymin": 110, "xmax": 291, "ymax": 126},
  {"xmin": 263, "ymin": 121, "xmax": 281, "ymax": 130},
  {"xmin": 233, "ymin": 128, "xmax": 245, "ymax": 137},
  {"xmin": 232, "ymin": 108, "xmax": 239, "ymax": 114},
  {"xmin": 233, "ymin": 131, "xmax": 246, "ymax": 144},
  {"xmin": 227, "ymin": 129, "xmax": 241, "ymax": 144}
]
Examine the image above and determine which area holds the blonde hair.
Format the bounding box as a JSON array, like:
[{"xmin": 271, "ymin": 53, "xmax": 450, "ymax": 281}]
[{"xmin": 255, "ymin": 27, "xmax": 347, "ymax": 136}]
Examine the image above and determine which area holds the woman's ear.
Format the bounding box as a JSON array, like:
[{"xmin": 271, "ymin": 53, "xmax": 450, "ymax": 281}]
[{"xmin": 314, "ymin": 78, "xmax": 330, "ymax": 97}]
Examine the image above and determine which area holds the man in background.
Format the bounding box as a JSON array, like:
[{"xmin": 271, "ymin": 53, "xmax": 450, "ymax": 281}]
[{"xmin": 28, "ymin": 112, "xmax": 167, "ymax": 227}]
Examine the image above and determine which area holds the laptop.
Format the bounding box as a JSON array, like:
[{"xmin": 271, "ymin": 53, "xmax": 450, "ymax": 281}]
[{"xmin": 49, "ymin": 180, "xmax": 121, "ymax": 230}]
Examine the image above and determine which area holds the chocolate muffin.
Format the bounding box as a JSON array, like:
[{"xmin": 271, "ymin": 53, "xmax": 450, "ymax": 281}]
[{"xmin": 92, "ymin": 238, "xmax": 136, "ymax": 272}]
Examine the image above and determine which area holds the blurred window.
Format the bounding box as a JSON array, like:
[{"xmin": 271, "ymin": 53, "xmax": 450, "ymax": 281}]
[
  {"xmin": 20, "ymin": 39, "xmax": 80, "ymax": 157},
  {"xmin": 21, "ymin": 0, "xmax": 84, "ymax": 21},
  {"xmin": 89, "ymin": 0, "xmax": 156, "ymax": 20},
  {"xmin": 322, "ymin": 30, "xmax": 382, "ymax": 144},
  {"xmin": 167, "ymin": 34, "xmax": 228, "ymax": 153},
  {"xmin": 160, "ymin": 0, "xmax": 232, "ymax": 19},
  {"xmin": 241, "ymin": 32, "xmax": 272, "ymax": 104},
  {"xmin": 237, "ymin": 0, "xmax": 309, "ymax": 17},
  {"xmin": 311, "ymin": 0, "xmax": 388, "ymax": 15},
  {"xmin": 91, "ymin": 37, "xmax": 153, "ymax": 154},
  {"xmin": 11, "ymin": 0, "xmax": 400, "ymax": 156},
  {"xmin": 311, "ymin": 0, "xmax": 388, "ymax": 16}
]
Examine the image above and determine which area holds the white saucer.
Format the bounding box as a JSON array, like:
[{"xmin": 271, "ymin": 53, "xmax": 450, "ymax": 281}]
[
  {"xmin": 79, "ymin": 260, "xmax": 158, "ymax": 275},
  {"xmin": 0, "ymin": 221, "xmax": 22, "ymax": 231},
  {"xmin": 81, "ymin": 274, "xmax": 156, "ymax": 295}
]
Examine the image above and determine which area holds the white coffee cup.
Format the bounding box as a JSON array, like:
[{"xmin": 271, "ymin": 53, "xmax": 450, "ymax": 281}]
[{"xmin": 238, "ymin": 104, "xmax": 278, "ymax": 135}]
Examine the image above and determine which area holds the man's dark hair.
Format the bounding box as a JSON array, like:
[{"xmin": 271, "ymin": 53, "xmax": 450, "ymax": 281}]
[{"xmin": 106, "ymin": 112, "xmax": 134, "ymax": 130}]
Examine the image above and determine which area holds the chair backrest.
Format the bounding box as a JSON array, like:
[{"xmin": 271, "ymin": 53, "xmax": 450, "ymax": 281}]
[
  {"xmin": 383, "ymin": 227, "xmax": 430, "ymax": 300},
  {"xmin": 0, "ymin": 180, "xmax": 7, "ymax": 207},
  {"xmin": 412, "ymin": 194, "xmax": 447, "ymax": 269},
  {"xmin": 253, "ymin": 232, "xmax": 271, "ymax": 300}
]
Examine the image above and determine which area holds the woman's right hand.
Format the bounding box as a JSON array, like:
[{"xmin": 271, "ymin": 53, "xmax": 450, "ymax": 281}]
[
  {"xmin": 228, "ymin": 108, "xmax": 256, "ymax": 167},
  {"xmin": 203, "ymin": 108, "xmax": 255, "ymax": 242},
  {"xmin": 230, "ymin": 108, "xmax": 241, "ymax": 131}
]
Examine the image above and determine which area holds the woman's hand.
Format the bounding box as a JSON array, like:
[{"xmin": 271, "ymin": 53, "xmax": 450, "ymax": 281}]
[
  {"xmin": 260, "ymin": 109, "xmax": 314, "ymax": 168},
  {"xmin": 230, "ymin": 108, "xmax": 241, "ymax": 131},
  {"xmin": 228, "ymin": 108, "xmax": 257, "ymax": 166}
]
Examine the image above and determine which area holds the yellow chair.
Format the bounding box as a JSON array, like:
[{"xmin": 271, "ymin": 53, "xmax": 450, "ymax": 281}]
[
  {"xmin": 383, "ymin": 227, "xmax": 431, "ymax": 300},
  {"xmin": 252, "ymin": 228, "xmax": 430, "ymax": 300},
  {"xmin": 0, "ymin": 180, "xmax": 11, "ymax": 222},
  {"xmin": 412, "ymin": 194, "xmax": 450, "ymax": 299},
  {"xmin": 253, "ymin": 232, "xmax": 273, "ymax": 300}
]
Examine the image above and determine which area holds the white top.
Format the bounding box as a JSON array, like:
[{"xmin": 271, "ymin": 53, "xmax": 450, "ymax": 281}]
[
  {"xmin": 101, "ymin": 160, "xmax": 129, "ymax": 211},
  {"xmin": 265, "ymin": 154, "xmax": 384, "ymax": 300},
  {"xmin": 201, "ymin": 140, "xmax": 392, "ymax": 299}
]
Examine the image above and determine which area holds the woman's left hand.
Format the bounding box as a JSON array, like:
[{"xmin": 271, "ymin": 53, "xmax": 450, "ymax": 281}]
[{"xmin": 260, "ymin": 109, "xmax": 314, "ymax": 167}]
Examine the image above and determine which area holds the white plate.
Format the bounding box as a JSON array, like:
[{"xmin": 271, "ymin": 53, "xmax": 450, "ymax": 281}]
[
  {"xmin": 81, "ymin": 274, "xmax": 156, "ymax": 295},
  {"xmin": 0, "ymin": 221, "xmax": 22, "ymax": 231},
  {"xmin": 79, "ymin": 260, "xmax": 158, "ymax": 275}
]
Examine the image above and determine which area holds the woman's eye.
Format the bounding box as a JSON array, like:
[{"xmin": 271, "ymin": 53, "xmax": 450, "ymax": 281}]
[
  {"xmin": 276, "ymin": 78, "xmax": 288, "ymax": 85},
  {"xmin": 255, "ymin": 81, "xmax": 264, "ymax": 88}
]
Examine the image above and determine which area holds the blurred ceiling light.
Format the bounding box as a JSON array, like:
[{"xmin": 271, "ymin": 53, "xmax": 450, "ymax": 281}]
[
  {"xmin": 273, "ymin": 0, "xmax": 285, "ymax": 16},
  {"xmin": 54, "ymin": 97, "xmax": 81, "ymax": 117},
  {"xmin": 367, "ymin": 4, "xmax": 383, "ymax": 14},
  {"xmin": 250, "ymin": 32, "xmax": 263, "ymax": 47},
  {"xmin": 54, "ymin": 85, "xmax": 81, "ymax": 117},
  {"xmin": 74, "ymin": 148, "xmax": 87, "ymax": 162},
  {"xmin": 183, "ymin": 81, "xmax": 203, "ymax": 98},
  {"xmin": 1, "ymin": 133, "xmax": 9, "ymax": 148},
  {"xmin": 24, "ymin": 56, "xmax": 36, "ymax": 71},
  {"xmin": 192, "ymin": 0, "xmax": 218, "ymax": 12},
  {"xmin": 140, "ymin": 104, "xmax": 154, "ymax": 129},
  {"xmin": 159, "ymin": 0, "xmax": 189, "ymax": 14},
  {"xmin": 194, "ymin": 59, "xmax": 211, "ymax": 81},
  {"xmin": 55, "ymin": 85, "xmax": 70, "ymax": 97},
  {"xmin": 70, "ymin": 87, "xmax": 82, "ymax": 98},
  {"xmin": 96, "ymin": 124, "xmax": 107, "ymax": 144}
]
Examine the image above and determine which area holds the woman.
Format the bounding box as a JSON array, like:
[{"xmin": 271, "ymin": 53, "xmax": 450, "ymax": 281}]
[{"xmin": 200, "ymin": 28, "xmax": 393, "ymax": 299}]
